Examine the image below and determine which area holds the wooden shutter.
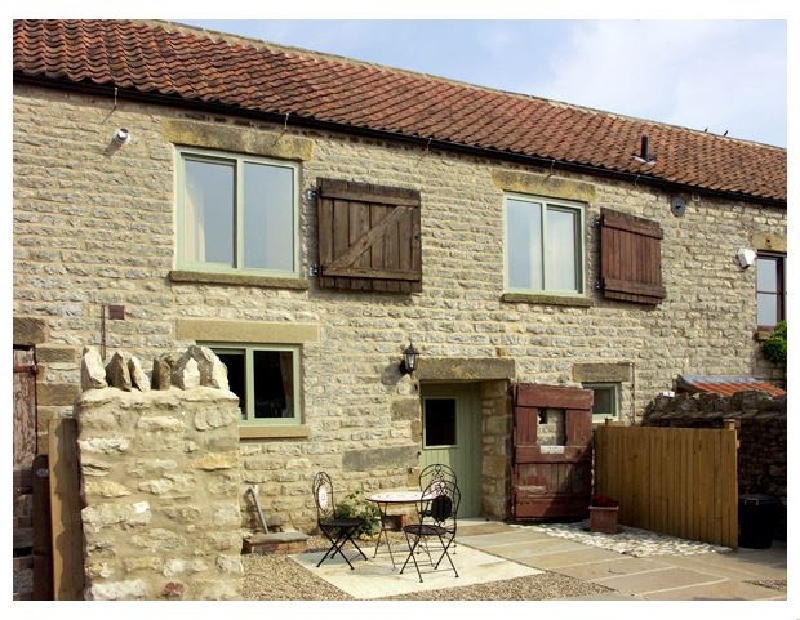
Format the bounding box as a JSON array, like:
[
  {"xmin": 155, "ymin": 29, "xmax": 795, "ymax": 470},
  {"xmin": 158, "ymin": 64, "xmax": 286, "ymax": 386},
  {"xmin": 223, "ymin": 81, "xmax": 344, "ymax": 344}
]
[
  {"xmin": 600, "ymin": 208, "xmax": 666, "ymax": 304},
  {"xmin": 317, "ymin": 178, "xmax": 422, "ymax": 293}
]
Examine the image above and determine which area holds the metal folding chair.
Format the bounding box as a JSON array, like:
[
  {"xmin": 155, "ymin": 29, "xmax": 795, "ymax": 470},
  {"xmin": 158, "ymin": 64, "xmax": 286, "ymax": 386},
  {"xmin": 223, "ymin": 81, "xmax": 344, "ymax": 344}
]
[
  {"xmin": 312, "ymin": 472, "xmax": 368, "ymax": 570},
  {"xmin": 400, "ymin": 478, "xmax": 461, "ymax": 583}
]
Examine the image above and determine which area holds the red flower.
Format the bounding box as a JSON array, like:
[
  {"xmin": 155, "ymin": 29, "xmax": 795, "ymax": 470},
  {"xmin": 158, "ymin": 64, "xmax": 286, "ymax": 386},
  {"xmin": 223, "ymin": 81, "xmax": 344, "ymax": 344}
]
[{"xmin": 590, "ymin": 494, "xmax": 619, "ymax": 508}]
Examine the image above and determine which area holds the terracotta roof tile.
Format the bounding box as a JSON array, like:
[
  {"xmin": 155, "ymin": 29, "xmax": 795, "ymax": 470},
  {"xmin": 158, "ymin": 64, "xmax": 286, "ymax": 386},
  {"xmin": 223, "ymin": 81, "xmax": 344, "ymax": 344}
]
[
  {"xmin": 12, "ymin": 19, "xmax": 786, "ymax": 203},
  {"xmin": 677, "ymin": 375, "xmax": 786, "ymax": 397}
]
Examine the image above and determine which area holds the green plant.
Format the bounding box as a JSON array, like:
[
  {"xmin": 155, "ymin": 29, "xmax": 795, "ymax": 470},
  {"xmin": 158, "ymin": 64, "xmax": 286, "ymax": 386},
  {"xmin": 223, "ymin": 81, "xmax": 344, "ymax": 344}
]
[
  {"xmin": 762, "ymin": 321, "xmax": 787, "ymax": 365},
  {"xmin": 333, "ymin": 490, "xmax": 381, "ymax": 537}
]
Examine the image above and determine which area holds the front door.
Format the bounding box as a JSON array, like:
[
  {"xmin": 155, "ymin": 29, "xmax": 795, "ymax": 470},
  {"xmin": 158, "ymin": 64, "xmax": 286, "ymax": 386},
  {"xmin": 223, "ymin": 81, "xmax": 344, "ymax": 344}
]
[{"xmin": 419, "ymin": 383, "xmax": 481, "ymax": 518}]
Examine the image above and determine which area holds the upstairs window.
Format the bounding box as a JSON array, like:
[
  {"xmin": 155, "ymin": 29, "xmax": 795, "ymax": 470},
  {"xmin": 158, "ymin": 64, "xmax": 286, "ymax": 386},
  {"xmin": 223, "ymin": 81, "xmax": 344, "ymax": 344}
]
[
  {"xmin": 756, "ymin": 253, "xmax": 785, "ymax": 328},
  {"xmin": 505, "ymin": 194, "xmax": 586, "ymax": 295},
  {"xmin": 176, "ymin": 148, "xmax": 299, "ymax": 276}
]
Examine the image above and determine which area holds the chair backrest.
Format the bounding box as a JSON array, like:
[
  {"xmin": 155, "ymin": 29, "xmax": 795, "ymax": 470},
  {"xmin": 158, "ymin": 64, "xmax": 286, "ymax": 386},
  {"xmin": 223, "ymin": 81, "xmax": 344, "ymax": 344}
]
[
  {"xmin": 312, "ymin": 471, "xmax": 335, "ymax": 522},
  {"xmin": 419, "ymin": 463, "xmax": 457, "ymax": 490},
  {"xmin": 420, "ymin": 478, "xmax": 460, "ymax": 529}
]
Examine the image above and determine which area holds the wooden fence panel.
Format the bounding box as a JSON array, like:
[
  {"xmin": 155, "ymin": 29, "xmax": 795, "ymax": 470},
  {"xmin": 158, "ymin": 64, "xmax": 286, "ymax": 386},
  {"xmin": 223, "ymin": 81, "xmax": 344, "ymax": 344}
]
[
  {"xmin": 48, "ymin": 418, "xmax": 84, "ymax": 600},
  {"xmin": 594, "ymin": 423, "xmax": 738, "ymax": 548}
]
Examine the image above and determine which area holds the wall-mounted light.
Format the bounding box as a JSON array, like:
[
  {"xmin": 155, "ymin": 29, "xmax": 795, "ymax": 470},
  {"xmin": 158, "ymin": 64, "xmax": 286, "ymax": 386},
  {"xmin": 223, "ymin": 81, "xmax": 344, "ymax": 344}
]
[
  {"xmin": 113, "ymin": 128, "xmax": 131, "ymax": 145},
  {"xmin": 736, "ymin": 248, "xmax": 756, "ymax": 269},
  {"xmin": 399, "ymin": 340, "xmax": 419, "ymax": 376}
]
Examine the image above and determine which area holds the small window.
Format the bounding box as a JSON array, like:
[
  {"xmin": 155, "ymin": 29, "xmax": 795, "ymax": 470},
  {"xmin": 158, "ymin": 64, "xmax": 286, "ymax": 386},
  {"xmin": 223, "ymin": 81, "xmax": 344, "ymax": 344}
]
[
  {"xmin": 204, "ymin": 344, "xmax": 301, "ymax": 426},
  {"xmin": 177, "ymin": 148, "xmax": 299, "ymax": 276},
  {"xmin": 756, "ymin": 253, "xmax": 785, "ymax": 328},
  {"xmin": 537, "ymin": 408, "xmax": 566, "ymax": 446},
  {"xmin": 505, "ymin": 194, "xmax": 585, "ymax": 295},
  {"xmin": 584, "ymin": 383, "xmax": 620, "ymax": 424}
]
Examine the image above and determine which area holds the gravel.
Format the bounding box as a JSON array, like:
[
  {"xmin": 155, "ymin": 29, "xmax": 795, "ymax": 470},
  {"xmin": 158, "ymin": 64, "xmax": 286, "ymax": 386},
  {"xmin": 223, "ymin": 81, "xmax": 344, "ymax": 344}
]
[{"xmin": 241, "ymin": 534, "xmax": 614, "ymax": 601}]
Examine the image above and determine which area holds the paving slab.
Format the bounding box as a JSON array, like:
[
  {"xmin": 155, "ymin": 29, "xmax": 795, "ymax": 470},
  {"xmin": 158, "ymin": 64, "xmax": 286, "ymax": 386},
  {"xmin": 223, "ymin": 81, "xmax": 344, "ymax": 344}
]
[
  {"xmin": 517, "ymin": 545, "xmax": 624, "ymax": 569},
  {"xmin": 591, "ymin": 566, "xmax": 725, "ymax": 595},
  {"xmin": 661, "ymin": 552, "xmax": 788, "ymax": 581},
  {"xmin": 554, "ymin": 556, "xmax": 671, "ymax": 581},
  {"xmin": 643, "ymin": 577, "xmax": 786, "ymax": 601},
  {"xmin": 292, "ymin": 543, "xmax": 542, "ymax": 599}
]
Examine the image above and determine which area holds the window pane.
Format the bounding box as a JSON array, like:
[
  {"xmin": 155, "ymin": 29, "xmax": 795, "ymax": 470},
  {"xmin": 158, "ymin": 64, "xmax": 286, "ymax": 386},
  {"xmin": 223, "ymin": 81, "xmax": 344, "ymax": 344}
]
[
  {"xmin": 507, "ymin": 199, "xmax": 542, "ymax": 290},
  {"xmin": 243, "ymin": 163, "xmax": 295, "ymax": 271},
  {"xmin": 592, "ymin": 388, "xmax": 615, "ymax": 416},
  {"xmin": 424, "ymin": 398, "xmax": 456, "ymax": 447},
  {"xmin": 756, "ymin": 257, "xmax": 777, "ymax": 292},
  {"xmin": 546, "ymin": 207, "xmax": 578, "ymax": 292},
  {"xmin": 757, "ymin": 293, "xmax": 778, "ymax": 327},
  {"xmin": 253, "ymin": 350, "xmax": 295, "ymax": 419},
  {"xmin": 184, "ymin": 159, "xmax": 235, "ymax": 266},
  {"xmin": 215, "ymin": 350, "xmax": 246, "ymax": 418}
]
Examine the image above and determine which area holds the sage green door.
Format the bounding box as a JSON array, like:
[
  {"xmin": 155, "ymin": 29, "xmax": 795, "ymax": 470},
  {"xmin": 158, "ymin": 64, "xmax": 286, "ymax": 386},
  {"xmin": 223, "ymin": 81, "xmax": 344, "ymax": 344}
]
[{"xmin": 419, "ymin": 383, "xmax": 482, "ymax": 518}]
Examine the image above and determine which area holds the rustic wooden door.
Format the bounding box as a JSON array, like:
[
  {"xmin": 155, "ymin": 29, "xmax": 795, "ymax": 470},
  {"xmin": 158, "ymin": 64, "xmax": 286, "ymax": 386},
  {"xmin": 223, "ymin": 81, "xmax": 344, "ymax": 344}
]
[
  {"xmin": 419, "ymin": 384, "xmax": 482, "ymax": 518},
  {"xmin": 512, "ymin": 384, "xmax": 593, "ymax": 520}
]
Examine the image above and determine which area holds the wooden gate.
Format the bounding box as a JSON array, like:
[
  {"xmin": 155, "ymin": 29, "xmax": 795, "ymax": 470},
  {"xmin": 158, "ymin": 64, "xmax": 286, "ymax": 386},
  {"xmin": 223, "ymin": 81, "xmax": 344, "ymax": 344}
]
[
  {"xmin": 594, "ymin": 422, "xmax": 738, "ymax": 548},
  {"xmin": 512, "ymin": 384, "xmax": 593, "ymax": 520}
]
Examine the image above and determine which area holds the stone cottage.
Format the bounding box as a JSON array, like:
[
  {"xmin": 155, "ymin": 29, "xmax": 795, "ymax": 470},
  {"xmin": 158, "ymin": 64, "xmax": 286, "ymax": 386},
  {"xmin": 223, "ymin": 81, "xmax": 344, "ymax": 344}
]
[{"xmin": 13, "ymin": 19, "xmax": 786, "ymax": 536}]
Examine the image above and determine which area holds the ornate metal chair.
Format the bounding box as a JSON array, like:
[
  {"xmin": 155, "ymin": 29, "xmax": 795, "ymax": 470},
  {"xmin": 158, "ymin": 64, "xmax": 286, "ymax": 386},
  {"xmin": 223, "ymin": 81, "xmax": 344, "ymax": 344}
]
[
  {"xmin": 400, "ymin": 477, "xmax": 461, "ymax": 583},
  {"xmin": 312, "ymin": 472, "xmax": 368, "ymax": 570},
  {"xmin": 419, "ymin": 463, "xmax": 458, "ymax": 550}
]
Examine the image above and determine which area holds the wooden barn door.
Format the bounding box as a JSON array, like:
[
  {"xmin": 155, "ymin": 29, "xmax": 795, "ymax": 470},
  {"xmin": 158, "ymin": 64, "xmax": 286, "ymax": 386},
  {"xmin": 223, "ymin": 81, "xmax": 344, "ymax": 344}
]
[{"xmin": 512, "ymin": 384, "xmax": 593, "ymax": 520}]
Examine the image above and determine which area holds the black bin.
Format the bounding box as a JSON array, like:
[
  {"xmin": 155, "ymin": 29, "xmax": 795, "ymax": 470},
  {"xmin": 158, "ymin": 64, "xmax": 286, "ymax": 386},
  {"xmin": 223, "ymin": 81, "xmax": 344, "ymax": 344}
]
[{"xmin": 738, "ymin": 494, "xmax": 777, "ymax": 549}]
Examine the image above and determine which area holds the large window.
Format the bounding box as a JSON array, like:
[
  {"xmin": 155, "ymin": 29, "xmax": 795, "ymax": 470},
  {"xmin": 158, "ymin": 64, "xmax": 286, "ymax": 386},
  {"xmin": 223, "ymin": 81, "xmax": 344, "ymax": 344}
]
[
  {"xmin": 505, "ymin": 194, "xmax": 585, "ymax": 295},
  {"xmin": 205, "ymin": 344, "xmax": 301, "ymax": 426},
  {"xmin": 177, "ymin": 148, "xmax": 299, "ymax": 275},
  {"xmin": 756, "ymin": 253, "xmax": 785, "ymax": 328}
]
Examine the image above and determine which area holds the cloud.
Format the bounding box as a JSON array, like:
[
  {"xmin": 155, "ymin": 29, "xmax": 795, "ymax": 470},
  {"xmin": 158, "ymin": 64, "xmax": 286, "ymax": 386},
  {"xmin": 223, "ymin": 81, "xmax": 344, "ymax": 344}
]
[{"xmin": 530, "ymin": 20, "xmax": 786, "ymax": 146}]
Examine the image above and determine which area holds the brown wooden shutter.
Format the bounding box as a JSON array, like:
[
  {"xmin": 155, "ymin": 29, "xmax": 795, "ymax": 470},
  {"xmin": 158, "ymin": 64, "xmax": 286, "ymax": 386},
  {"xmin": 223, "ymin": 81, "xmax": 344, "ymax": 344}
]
[
  {"xmin": 317, "ymin": 178, "xmax": 422, "ymax": 293},
  {"xmin": 600, "ymin": 207, "xmax": 666, "ymax": 304}
]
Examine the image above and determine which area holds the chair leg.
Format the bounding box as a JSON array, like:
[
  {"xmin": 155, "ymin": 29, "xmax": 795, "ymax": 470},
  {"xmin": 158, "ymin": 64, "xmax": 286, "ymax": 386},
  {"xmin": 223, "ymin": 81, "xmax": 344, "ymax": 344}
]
[
  {"xmin": 399, "ymin": 531, "xmax": 424, "ymax": 583},
  {"xmin": 318, "ymin": 528, "xmax": 364, "ymax": 570},
  {"xmin": 432, "ymin": 534, "xmax": 458, "ymax": 577}
]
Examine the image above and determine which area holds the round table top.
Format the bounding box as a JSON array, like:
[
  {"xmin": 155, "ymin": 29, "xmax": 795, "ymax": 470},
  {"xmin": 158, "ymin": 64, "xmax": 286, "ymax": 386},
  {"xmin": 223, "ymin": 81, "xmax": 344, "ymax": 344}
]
[{"xmin": 366, "ymin": 490, "xmax": 432, "ymax": 503}]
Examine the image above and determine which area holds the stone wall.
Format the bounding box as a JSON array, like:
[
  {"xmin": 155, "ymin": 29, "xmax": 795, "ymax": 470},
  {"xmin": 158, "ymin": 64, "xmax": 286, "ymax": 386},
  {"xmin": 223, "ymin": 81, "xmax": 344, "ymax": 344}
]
[
  {"xmin": 480, "ymin": 380, "xmax": 512, "ymax": 518},
  {"xmin": 13, "ymin": 84, "xmax": 786, "ymax": 531},
  {"xmin": 78, "ymin": 346, "xmax": 244, "ymax": 600},
  {"xmin": 643, "ymin": 391, "xmax": 787, "ymax": 539}
]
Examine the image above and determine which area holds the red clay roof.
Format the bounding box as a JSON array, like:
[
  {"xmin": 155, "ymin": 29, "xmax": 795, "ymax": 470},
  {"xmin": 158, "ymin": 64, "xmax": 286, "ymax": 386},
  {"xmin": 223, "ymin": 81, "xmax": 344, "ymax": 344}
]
[
  {"xmin": 12, "ymin": 19, "xmax": 787, "ymax": 203},
  {"xmin": 677, "ymin": 375, "xmax": 786, "ymax": 397}
]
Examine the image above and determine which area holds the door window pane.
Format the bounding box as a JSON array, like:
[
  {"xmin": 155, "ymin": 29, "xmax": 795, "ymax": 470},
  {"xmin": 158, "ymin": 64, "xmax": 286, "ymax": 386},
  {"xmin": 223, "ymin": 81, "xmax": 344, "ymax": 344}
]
[{"xmin": 424, "ymin": 398, "xmax": 457, "ymax": 447}]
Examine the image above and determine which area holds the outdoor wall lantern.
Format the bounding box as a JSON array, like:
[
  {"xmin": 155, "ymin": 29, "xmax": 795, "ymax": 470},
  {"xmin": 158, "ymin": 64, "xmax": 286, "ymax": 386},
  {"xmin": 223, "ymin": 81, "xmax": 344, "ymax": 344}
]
[{"xmin": 399, "ymin": 340, "xmax": 419, "ymax": 376}]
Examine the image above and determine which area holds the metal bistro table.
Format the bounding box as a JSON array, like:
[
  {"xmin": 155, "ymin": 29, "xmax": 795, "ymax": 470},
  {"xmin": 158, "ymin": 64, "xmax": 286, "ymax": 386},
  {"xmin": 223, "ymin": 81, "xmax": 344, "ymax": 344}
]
[{"xmin": 366, "ymin": 490, "xmax": 432, "ymax": 570}]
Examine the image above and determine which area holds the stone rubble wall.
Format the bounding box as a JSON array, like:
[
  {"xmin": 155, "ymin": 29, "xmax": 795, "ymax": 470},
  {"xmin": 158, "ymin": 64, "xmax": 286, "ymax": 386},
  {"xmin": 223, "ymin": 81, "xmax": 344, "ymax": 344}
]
[
  {"xmin": 643, "ymin": 391, "xmax": 787, "ymax": 539},
  {"xmin": 78, "ymin": 346, "xmax": 244, "ymax": 600}
]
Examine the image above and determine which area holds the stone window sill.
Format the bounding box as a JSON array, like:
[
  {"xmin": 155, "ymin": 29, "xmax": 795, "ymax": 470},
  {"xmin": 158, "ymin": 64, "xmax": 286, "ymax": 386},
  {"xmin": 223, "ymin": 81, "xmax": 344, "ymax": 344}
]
[
  {"xmin": 754, "ymin": 327, "xmax": 777, "ymax": 341},
  {"xmin": 501, "ymin": 293, "xmax": 594, "ymax": 308},
  {"xmin": 239, "ymin": 424, "xmax": 309, "ymax": 440},
  {"xmin": 169, "ymin": 270, "xmax": 309, "ymax": 290}
]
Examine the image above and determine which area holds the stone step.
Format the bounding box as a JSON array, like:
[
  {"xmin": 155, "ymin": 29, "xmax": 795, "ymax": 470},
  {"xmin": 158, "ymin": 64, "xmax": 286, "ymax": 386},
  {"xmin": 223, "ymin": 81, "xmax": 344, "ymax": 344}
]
[{"xmin": 243, "ymin": 532, "xmax": 310, "ymax": 555}]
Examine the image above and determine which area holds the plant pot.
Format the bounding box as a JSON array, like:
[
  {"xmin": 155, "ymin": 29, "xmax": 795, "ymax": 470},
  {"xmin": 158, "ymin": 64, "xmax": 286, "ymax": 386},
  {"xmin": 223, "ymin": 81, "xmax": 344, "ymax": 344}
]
[{"xmin": 589, "ymin": 506, "xmax": 619, "ymax": 534}]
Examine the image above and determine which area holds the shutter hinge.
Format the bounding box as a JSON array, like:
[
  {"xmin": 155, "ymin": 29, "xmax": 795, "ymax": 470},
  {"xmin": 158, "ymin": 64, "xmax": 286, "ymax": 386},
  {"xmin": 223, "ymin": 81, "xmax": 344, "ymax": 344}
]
[
  {"xmin": 308, "ymin": 263, "xmax": 319, "ymax": 277},
  {"xmin": 305, "ymin": 189, "xmax": 317, "ymax": 202},
  {"xmin": 593, "ymin": 218, "xmax": 601, "ymax": 227},
  {"xmin": 594, "ymin": 279, "xmax": 602, "ymax": 290}
]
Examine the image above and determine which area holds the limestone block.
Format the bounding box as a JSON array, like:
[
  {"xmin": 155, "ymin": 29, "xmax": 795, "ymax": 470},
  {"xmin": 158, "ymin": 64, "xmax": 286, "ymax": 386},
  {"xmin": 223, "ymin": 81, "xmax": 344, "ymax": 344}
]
[
  {"xmin": 151, "ymin": 356, "xmax": 172, "ymax": 390},
  {"xmin": 81, "ymin": 347, "xmax": 107, "ymax": 390},
  {"xmin": 84, "ymin": 480, "xmax": 131, "ymax": 498},
  {"xmin": 173, "ymin": 358, "xmax": 200, "ymax": 390},
  {"xmin": 187, "ymin": 345, "xmax": 229, "ymax": 390},
  {"xmin": 128, "ymin": 356, "xmax": 151, "ymax": 392},
  {"xmin": 106, "ymin": 351, "xmax": 132, "ymax": 391},
  {"xmin": 88, "ymin": 579, "xmax": 148, "ymax": 601}
]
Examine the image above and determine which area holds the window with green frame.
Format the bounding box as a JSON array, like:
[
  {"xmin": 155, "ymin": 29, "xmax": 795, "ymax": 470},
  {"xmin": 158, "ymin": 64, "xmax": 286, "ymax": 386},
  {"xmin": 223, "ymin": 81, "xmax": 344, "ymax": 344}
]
[
  {"xmin": 176, "ymin": 148, "xmax": 299, "ymax": 276},
  {"xmin": 504, "ymin": 193, "xmax": 586, "ymax": 295},
  {"xmin": 584, "ymin": 383, "xmax": 620, "ymax": 424},
  {"xmin": 204, "ymin": 344, "xmax": 301, "ymax": 426}
]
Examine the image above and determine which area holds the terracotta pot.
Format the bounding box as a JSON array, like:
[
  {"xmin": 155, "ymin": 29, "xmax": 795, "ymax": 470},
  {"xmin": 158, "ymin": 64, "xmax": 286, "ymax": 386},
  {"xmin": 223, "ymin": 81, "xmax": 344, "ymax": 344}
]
[{"xmin": 589, "ymin": 506, "xmax": 619, "ymax": 534}]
